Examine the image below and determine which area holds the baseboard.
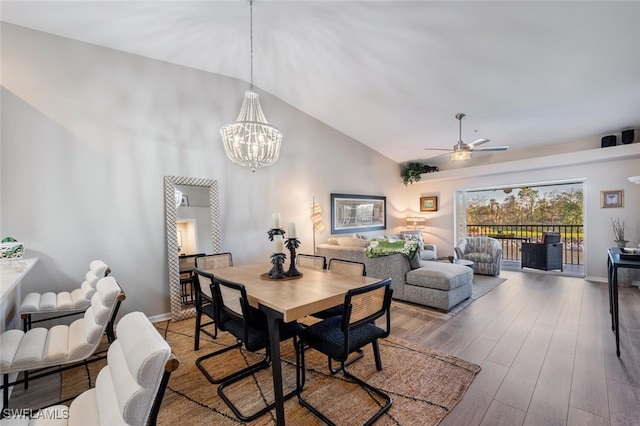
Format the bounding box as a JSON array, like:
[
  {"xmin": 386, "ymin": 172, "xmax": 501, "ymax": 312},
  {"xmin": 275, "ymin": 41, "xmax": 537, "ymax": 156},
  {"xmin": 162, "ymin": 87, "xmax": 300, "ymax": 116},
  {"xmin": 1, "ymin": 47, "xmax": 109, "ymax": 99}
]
[
  {"xmin": 148, "ymin": 312, "xmax": 172, "ymax": 323},
  {"xmin": 585, "ymin": 275, "xmax": 607, "ymax": 283}
]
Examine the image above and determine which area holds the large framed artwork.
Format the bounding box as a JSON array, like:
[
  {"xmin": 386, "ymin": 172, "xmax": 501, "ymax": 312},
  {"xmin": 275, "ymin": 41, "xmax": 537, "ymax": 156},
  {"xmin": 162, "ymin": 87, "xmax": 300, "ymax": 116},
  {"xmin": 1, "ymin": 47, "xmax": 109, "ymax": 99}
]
[{"xmin": 330, "ymin": 194, "xmax": 386, "ymax": 234}]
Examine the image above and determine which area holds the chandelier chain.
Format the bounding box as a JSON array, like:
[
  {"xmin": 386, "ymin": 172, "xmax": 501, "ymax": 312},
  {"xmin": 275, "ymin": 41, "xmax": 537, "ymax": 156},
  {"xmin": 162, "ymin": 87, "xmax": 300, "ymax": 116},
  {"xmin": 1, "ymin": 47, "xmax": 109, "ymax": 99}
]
[{"xmin": 250, "ymin": 0, "xmax": 254, "ymax": 90}]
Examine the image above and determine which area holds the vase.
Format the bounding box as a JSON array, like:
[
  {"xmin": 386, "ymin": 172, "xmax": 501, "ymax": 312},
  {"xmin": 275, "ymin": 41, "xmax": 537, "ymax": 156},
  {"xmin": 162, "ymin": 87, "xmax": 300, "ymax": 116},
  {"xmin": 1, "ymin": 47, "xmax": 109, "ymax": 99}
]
[{"xmin": 615, "ymin": 240, "xmax": 628, "ymax": 248}]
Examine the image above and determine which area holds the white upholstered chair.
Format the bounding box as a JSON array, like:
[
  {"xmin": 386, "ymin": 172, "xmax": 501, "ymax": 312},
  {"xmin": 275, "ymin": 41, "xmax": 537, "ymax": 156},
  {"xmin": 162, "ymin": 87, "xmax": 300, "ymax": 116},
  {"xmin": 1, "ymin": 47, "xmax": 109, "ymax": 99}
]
[
  {"xmin": 0, "ymin": 276, "xmax": 125, "ymax": 410},
  {"xmin": 0, "ymin": 311, "xmax": 178, "ymax": 426},
  {"xmin": 19, "ymin": 260, "xmax": 111, "ymax": 332}
]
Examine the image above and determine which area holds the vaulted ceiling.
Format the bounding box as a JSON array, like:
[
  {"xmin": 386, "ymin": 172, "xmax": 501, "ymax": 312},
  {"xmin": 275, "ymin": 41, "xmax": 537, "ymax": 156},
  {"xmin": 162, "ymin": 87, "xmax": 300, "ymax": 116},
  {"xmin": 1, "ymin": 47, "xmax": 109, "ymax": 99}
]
[{"xmin": 2, "ymin": 1, "xmax": 639, "ymax": 166}]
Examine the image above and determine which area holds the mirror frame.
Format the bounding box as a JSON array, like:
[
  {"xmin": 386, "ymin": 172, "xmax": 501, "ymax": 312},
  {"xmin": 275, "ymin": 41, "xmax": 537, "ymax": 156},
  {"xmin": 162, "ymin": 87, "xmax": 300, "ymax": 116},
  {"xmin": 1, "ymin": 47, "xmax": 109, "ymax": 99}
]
[{"xmin": 164, "ymin": 176, "xmax": 222, "ymax": 321}]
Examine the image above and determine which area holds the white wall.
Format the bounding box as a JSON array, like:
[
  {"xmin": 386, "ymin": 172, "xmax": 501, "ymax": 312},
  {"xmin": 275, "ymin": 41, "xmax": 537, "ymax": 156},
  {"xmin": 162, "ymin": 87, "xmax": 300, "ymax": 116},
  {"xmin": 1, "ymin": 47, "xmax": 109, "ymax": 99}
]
[{"xmin": 0, "ymin": 24, "xmax": 405, "ymax": 318}]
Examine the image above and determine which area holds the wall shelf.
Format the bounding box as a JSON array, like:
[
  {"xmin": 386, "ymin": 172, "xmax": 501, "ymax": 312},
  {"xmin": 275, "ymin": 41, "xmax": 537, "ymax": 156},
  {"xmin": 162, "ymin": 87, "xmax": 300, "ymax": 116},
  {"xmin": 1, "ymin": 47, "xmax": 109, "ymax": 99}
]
[{"xmin": 414, "ymin": 143, "xmax": 640, "ymax": 184}]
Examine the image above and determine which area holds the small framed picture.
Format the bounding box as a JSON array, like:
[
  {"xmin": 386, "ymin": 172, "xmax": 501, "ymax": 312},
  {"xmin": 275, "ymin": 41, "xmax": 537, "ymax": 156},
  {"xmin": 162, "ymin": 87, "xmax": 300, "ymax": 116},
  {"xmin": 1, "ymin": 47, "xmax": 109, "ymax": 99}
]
[
  {"xmin": 420, "ymin": 196, "xmax": 438, "ymax": 212},
  {"xmin": 601, "ymin": 190, "xmax": 623, "ymax": 208},
  {"xmin": 179, "ymin": 194, "xmax": 189, "ymax": 207}
]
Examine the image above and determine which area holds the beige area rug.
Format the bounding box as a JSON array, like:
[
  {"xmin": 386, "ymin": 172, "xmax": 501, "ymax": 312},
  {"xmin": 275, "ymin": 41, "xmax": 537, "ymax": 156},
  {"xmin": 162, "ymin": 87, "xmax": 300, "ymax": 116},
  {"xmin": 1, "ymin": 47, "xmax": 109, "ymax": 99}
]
[
  {"xmin": 62, "ymin": 318, "xmax": 480, "ymax": 425},
  {"xmin": 392, "ymin": 274, "xmax": 507, "ymax": 320}
]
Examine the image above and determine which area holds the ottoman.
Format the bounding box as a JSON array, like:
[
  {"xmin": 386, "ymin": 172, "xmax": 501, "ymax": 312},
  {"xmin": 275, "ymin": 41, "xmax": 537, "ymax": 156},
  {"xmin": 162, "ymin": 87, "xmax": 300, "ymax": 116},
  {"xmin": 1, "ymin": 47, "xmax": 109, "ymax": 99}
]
[{"xmin": 404, "ymin": 262, "xmax": 473, "ymax": 311}]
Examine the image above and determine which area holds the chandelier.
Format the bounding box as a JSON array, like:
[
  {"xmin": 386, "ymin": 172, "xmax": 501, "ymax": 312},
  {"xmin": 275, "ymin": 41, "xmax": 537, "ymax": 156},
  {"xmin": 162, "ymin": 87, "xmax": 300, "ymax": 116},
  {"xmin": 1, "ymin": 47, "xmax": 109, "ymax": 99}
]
[{"xmin": 220, "ymin": 0, "xmax": 282, "ymax": 172}]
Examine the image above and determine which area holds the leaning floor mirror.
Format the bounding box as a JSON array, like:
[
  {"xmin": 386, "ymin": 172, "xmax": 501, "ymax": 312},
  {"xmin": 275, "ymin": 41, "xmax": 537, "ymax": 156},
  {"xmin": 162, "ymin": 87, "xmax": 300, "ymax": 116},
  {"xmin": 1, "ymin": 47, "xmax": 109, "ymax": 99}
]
[{"xmin": 164, "ymin": 176, "xmax": 222, "ymax": 321}]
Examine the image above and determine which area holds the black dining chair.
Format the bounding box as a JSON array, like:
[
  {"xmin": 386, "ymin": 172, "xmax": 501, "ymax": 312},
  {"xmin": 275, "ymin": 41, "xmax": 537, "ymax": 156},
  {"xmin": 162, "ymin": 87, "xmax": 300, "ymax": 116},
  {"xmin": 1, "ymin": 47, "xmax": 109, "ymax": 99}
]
[
  {"xmin": 192, "ymin": 253, "xmax": 233, "ymax": 351},
  {"xmin": 196, "ymin": 275, "xmax": 302, "ymax": 422},
  {"xmin": 296, "ymin": 253, "xmax": 327, "ymax": 270},
  {"xmin": 310, "ymin": 259, "xmax": 368, "ymax": 373},
  {"xmin": 178, "ymin": 253, "xmax": 205, "ymax": 305},
  {"xmin": 311, "ymin": 259, "xmax": 366, "ymax": 320},
  {"xmin": 295, "ymin": 278, "xmax": 393, "ymax": 426}
]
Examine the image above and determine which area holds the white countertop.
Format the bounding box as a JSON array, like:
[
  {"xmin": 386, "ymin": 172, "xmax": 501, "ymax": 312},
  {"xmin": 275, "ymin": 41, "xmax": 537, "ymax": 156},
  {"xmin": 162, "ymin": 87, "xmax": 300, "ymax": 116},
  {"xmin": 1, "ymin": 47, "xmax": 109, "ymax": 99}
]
[{"xmin": 0, "ymin": 258, "xmax": 38, "ymax": 300}]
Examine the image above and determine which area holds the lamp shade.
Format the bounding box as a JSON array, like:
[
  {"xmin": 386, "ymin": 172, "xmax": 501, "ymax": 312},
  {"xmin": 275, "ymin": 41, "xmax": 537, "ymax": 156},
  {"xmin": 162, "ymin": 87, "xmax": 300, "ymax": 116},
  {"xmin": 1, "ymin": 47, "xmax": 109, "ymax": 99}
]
[{"xmin": 406, "ymin": 217, "xmax": 426, "ymax": 229}]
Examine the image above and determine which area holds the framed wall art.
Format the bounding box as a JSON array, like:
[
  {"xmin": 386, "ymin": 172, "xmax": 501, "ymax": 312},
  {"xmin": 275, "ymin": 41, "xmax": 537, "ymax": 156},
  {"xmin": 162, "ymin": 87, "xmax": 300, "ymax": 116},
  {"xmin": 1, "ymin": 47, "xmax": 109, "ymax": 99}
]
[
  {"xmin": 601, "ymin": 190, "xmax": 623, "ymax": 208},
  {"xmin": 420, "ymin": 196, "xmax": 438, "ymax": 212},
  {"xmin": 330, "ymin": 193, "xmax": 386, "ymax": 234}
]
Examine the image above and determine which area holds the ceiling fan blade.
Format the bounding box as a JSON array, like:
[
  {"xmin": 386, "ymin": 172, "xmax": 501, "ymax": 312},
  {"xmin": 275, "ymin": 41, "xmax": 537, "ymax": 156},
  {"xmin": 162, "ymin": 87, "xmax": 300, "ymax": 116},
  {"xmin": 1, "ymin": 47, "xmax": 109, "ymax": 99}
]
[
  {"xmin": 471, "ymin": 145, "xmax": 509, "ymax": 152},
  {"xmin": 423, "ymin": 151, "xmax": 452, "ymax": 160},
  {"xmin": 468, "ymin": 138, "xmax": 490, "ymax": 147},
  {"xmin": 423, "ymin": 147, "xmax": 453, "ymax": 151}
]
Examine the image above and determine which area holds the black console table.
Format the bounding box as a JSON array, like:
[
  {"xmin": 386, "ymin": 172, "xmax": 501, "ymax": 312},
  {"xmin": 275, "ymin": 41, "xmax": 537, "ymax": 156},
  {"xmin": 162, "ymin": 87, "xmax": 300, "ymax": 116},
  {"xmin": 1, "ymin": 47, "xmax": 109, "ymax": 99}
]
[
  {"xmin": 607, "ymin": 247, "xmax": 640, "ymax": 357},
  {"xmin": 521, "ymin": 242, "xmax": 563, "ymax": 271}
]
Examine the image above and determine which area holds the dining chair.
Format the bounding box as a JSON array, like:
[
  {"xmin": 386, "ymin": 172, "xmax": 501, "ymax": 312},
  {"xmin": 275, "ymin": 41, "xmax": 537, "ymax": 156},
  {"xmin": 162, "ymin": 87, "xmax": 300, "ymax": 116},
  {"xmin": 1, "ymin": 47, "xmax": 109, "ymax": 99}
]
[
  {"xmin": 296, "ymin": 253, "xmax": 327, "ymax": 270},
  {"xmin": 309, "ymin": 259, "xmax": 369, "ymax": 374},
  {"xmin": 295, "ymin": 278, "xmax": 393, "ymax": 426},
  {"xmin": 196, "ymin": 275, "xmax": 302, "ymax": 422},
  {"xmin": 327, "ymin": 258, "xmax": 366, "ymax": 276},
  {"xmin": 19, "ymin": 260, "xmax": 111, "ymax": 332},
  {"xmin": 1, "ymin": 276, "xmax": 125, "ymax": 411},
  {"xmin": 178, "ymin": 253, "xmax": 205, "ymax": 304},
  {"xmin": 7, "ymin": 312, "xmax": 179, "ymax": 426},
  {"xmin": 192, "ymin": 253, "xmax": 233, "ymax": 350},
  {"xmin": 311, "ymin": 258, "xmax": 366, "ymax": 320}
]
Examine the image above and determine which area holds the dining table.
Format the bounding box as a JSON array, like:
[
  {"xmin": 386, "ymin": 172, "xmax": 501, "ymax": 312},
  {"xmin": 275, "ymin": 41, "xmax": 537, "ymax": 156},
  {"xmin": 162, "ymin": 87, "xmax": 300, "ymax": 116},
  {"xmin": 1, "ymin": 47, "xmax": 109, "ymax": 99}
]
[{"xmin": 209, "ymin": 262, "xmax": 382, "ymax": 425}]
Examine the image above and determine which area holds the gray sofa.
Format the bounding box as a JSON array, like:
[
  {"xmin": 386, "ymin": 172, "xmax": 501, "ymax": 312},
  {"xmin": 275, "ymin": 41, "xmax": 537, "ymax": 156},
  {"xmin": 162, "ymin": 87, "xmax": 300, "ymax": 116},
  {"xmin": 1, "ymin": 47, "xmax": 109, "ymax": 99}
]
[{"xmin": 316, "ymin": 238, "xmax": 473, "ymax": 311}]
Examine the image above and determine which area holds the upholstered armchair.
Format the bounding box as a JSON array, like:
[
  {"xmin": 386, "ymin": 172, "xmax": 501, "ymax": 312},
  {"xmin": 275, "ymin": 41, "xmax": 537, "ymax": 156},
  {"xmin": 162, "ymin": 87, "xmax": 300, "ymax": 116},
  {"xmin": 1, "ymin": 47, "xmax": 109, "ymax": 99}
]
[{"xmin": 454, "ymin": 237, "xmax": 502, "ymax": 276}]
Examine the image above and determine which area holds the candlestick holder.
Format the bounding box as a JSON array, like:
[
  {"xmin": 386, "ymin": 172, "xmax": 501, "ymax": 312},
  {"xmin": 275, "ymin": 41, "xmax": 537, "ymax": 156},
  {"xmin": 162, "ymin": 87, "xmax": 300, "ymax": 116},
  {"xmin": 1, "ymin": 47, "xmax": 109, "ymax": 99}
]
[
  {"xmin": 285, "ymin": 238, "xmax": 301, "ymax": 277},
  {"xmin": 269, "ymin": 253, "xmax": 287, "ymax": 279},
  {"xmin": 267, "ymin": 228, "xmax": 286, "ymax": 241}
]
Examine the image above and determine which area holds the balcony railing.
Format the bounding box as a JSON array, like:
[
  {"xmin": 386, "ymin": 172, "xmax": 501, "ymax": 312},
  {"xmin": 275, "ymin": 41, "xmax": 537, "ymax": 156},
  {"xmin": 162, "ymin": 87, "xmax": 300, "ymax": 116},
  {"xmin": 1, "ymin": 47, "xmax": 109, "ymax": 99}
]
[{"xmin": 466, "ymin": 224, "xmax": 584, "ymax": 265}]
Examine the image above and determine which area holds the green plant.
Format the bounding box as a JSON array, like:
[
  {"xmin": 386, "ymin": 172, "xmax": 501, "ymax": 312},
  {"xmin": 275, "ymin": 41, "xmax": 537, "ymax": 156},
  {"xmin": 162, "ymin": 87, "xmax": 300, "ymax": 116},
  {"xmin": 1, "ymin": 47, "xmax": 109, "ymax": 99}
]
[
  {"xmin": 401, "ymin": 162, "xmax": 426, "ymax": 186},
  {"xmin": 612, "ymin": 218, "xmax": 626, "ymax": 241}
]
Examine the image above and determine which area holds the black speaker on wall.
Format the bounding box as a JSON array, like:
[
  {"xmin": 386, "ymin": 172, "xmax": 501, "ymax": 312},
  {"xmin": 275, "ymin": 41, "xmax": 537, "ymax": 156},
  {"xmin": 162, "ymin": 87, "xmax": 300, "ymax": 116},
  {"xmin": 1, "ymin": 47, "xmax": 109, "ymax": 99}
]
[
  {"xmin": 621, "ymin": 129, "xmax": 635, "ymax": 144},
  {"xmin": 601, "ymin": 135, "xmax": 617, "ymax": 147}
]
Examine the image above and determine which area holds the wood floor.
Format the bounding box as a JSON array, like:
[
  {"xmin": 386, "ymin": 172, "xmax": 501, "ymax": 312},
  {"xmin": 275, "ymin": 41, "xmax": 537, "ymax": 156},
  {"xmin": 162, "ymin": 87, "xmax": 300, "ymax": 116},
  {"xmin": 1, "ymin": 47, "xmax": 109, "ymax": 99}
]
[
  {"xmin": 390, "ymin": 270, "xmax": 640, "ymax": 426},
  {"xmin": 9, "ymin": 270, "xmax": 640, "ymax": 425}
]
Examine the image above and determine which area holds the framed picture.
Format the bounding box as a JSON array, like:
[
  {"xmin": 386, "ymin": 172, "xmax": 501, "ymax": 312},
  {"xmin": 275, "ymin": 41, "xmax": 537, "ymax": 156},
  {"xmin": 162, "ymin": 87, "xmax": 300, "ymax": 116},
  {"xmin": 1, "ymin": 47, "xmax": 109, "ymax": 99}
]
[
  {"xmin": 179, "ymin": 194, "xmax": 189, "ymax": 207},
  {"xmin": 601, "ymin": 190, "xmax": 623, "ymax": 208},
  {"xmin": 420, "ymin": 196, "xmax": 438, "ymax": 212},
  {"xmin": 330, "ymin": 194, "xmax": 386, "ymax": 234}
]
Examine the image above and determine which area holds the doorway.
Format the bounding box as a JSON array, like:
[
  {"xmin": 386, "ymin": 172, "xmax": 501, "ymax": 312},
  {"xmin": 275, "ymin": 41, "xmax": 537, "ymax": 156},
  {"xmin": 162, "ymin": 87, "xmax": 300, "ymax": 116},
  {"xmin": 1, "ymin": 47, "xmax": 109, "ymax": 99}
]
[{"xmin": 455, "ymin": 180, "xmax": 585, "ymax": 276}]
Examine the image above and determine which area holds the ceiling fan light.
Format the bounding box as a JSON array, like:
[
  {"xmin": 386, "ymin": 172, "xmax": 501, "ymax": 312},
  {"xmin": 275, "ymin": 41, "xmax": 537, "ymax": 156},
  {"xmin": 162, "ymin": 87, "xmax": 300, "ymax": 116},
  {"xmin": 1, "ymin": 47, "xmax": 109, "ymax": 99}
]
[{"xmin": 451, "ymin": 150, "xmax": 471, "ymax": 161}]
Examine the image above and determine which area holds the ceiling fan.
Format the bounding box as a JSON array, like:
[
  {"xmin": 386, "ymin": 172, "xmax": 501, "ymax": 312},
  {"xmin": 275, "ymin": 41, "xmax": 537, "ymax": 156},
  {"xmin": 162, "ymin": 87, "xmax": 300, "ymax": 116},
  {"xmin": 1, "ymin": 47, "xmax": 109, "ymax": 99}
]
[{"xmin": 425, "ymin": 113, "xmax": 509, "ymax": 161}]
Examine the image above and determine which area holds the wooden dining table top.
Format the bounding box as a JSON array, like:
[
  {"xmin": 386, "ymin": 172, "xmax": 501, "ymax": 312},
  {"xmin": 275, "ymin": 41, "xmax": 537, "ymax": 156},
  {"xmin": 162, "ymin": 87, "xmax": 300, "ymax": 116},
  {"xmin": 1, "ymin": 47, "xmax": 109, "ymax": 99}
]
[{"xmin": 208, "ymin": 263, "xmax": 381, "ymax": 323}]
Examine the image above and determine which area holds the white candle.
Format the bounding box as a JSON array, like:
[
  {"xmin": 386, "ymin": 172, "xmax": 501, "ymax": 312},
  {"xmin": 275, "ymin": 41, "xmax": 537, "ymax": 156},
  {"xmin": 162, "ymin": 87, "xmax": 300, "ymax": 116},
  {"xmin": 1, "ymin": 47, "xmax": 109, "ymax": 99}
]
[
  {"xmin": 273, "ymin": 235, "xmax": 284, "ymax": 253},
  {"xmin": 288, "ymin": 222, "xmax": 296, "ymax": 239},
  {"xmin": 272, "ymin": 213, "xmax": 281, "ymax": 229}
]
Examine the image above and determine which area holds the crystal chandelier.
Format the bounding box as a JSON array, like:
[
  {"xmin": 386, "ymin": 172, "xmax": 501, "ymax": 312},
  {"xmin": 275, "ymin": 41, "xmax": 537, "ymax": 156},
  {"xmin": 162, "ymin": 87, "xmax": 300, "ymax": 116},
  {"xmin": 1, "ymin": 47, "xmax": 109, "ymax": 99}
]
[{"xmin": 220, "ymin": 0, "xmax": 282, "ymax": 172}]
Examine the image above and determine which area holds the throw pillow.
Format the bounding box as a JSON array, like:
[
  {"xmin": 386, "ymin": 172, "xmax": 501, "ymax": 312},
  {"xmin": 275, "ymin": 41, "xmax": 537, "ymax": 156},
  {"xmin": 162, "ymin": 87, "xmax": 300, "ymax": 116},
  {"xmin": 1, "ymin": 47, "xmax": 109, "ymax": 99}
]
[{"xmin": 400, "ymin": 230, "xmax": 424, "ymax": 247}]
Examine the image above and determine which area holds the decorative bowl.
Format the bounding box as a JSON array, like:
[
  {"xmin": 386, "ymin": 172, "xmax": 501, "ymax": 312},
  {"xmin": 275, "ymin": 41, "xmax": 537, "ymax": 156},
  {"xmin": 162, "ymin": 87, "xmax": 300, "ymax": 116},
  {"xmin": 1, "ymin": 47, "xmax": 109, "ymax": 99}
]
[{"xmin": 0, "ymin": 242, "xmax": 24, "ymax": 260}]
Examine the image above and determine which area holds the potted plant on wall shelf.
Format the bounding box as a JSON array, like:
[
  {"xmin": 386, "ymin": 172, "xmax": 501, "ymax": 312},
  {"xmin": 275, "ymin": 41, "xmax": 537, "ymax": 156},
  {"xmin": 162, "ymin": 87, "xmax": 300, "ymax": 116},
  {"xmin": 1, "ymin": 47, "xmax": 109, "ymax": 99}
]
[
  {"xmin": 401, "ymin": 162, "xmax": 439, "ymax": 186},
  {"xmin": 611, "ymin": 218, "xmax": 628, "ymax": 248}
]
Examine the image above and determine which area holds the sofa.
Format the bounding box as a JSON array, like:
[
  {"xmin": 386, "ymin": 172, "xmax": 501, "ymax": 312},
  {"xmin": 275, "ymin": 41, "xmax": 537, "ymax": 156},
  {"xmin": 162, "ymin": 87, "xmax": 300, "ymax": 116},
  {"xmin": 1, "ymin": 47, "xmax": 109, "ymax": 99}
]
[
  {"xmin": 316, "ymin": 235, "xmax": 473, "ymax": 311},
  {"xmin": 454, "ymin": 236, "xmax": 502, "ymax": 276}
]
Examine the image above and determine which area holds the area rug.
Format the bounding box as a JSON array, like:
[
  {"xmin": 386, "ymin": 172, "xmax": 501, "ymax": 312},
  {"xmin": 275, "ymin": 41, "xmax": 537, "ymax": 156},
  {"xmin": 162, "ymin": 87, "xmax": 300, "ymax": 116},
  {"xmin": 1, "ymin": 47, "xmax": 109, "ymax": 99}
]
[
  {"xmin": 392, "ymin": 274, "xmax": 507, "ymax": 320},
  {"xmin": 62, "ymin": 317, "xmax": 480, "ymax": 425}
]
